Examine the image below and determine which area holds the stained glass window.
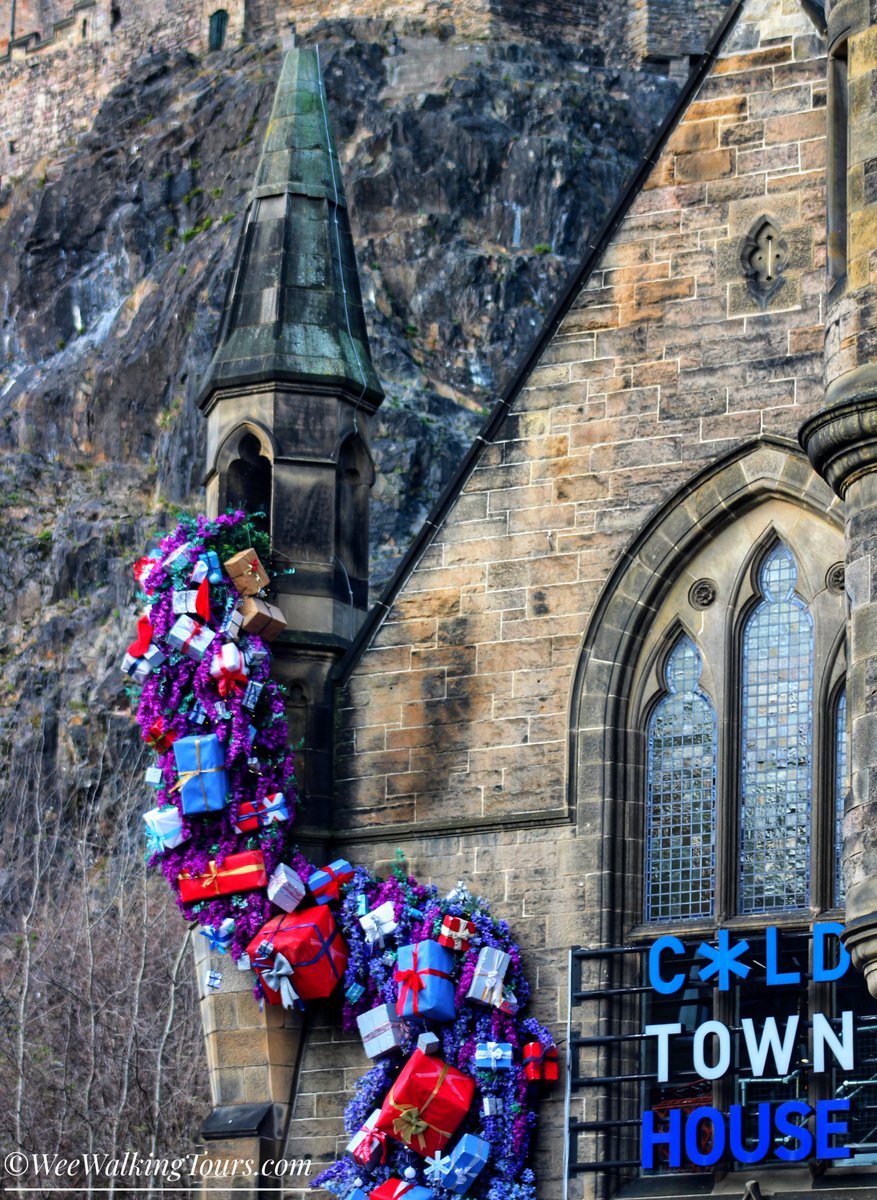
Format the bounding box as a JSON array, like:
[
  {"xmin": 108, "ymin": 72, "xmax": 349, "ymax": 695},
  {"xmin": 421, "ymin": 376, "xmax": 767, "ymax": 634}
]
[
  {"xmin": 836, "ymin": 688, "xmax": 848, "ymax": 906},
  {"xmin": 739, "ymin": 544, "xmax": 813, "ymax": 913},
  {"xmin": 646, "ymin": 637, "xmax": 716, "ymax": 921}
]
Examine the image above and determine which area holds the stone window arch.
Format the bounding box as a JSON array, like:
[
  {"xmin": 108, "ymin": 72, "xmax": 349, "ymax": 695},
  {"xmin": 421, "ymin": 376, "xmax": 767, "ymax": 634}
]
[{"xmin": 215, "ymin": 424, "xmax": 274, "ymax": 537}]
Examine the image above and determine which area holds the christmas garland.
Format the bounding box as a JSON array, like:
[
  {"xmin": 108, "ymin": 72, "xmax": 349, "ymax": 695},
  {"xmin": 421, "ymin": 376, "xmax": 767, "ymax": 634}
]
[{"xmin": 122, "ymin": 512, "xmax": 557, "ymax": 1200}]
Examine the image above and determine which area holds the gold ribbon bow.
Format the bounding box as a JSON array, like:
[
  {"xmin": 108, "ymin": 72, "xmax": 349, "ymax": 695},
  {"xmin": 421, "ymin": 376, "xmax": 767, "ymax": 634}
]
[
  {"xmin": 181, "ymin": 858, "xmax": 261, "ymax": 896},
  {"xmin": 170, "ymin": 738, "xmax": 225, "ymax": 808},
  {"xmin": 388, "ymin": 1062, "xmax": 452, "ymax": 1152}
]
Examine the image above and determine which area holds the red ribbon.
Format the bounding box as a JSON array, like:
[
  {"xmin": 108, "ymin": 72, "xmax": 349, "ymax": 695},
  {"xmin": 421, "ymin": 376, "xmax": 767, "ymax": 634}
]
[
  {"xmin": 195, "ymin": 577, "xmax": 210, "ymax": 622},
  {"xmin": 216, "ymin": 663, "xmax": 247, "ymax": 697},
  {"xmin": 127, "ymin": 615, "xmax": 154, "ymax": 658},
  {"xmin": 181, "ymin": 621, "xmax": 204, "ymax": 655}
]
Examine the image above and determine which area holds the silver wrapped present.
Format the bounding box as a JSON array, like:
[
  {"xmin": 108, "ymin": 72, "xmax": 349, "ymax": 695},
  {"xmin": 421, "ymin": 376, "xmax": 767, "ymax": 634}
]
[
  {"xmin": 267, "ymin": 863, "xmax": 306, "ymax": 913},
  {"xmin": 466, "ymin": 945, "xmax": 511, "ymax": 1008},
  {"xmin": 168, "ymin": 615, "xmax": 215, "ymax": 662},
  {"xmin": 356, "ymin": 1002, "xmax": 404, "ymax": 1060}
]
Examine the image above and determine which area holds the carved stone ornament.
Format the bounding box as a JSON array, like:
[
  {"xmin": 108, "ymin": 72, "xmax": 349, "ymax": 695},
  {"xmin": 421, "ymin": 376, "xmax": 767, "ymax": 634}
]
[
  {"xmin": 740, "ymin": 216, "xmax": 788, "ymax": 307},
  {"xmin": 826, "ymin": 562, "xmax": 845, "ymax": 594},
  {"xmin": 688, "ymin": 578, "xmax": 717, "ymax": 609}
]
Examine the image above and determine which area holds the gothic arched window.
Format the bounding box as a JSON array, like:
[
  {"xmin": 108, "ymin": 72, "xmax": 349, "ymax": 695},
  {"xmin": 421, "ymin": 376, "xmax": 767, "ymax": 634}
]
[
  {"xmin": 645, "ymin": 637, "xmax": 716, "ymax": 922},
  {"xmin": 739, "ymin": 543, "xmax": 814, "ymax": 913}
]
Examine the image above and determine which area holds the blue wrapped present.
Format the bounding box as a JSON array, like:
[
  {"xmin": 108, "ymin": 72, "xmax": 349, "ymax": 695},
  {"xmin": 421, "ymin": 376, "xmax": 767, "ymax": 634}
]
[
  {"xmin": 172, "ymin": 734, "xmax": 228, "ymax": 815},
  {"xmin": 445, "ymin": 1133, "xmax": 490, "ymax": 1195},
  {"xmin": 394, "ymin": 939, "xmax": 456, "ymax": 1022},
  {"xmin": 308, "ymin": 859, "xmax": 354, "ymax": 904},
  {"xmin": 199, "ymin": 550, "xmax": 223, "ymax": 584},
  {"xmin": 345, "ymin": 1191, "xmax": 368, "ymax": 1200},
  {"xmin": 474, "ymin": 1040, "xmax": 513, "ymax": 1070}
]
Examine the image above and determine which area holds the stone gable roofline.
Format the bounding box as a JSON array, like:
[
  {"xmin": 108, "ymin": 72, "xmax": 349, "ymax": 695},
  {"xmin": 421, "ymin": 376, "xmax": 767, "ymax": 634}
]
[{"xmin": 336, "ymin": 0, "xmax": 826, "ymax": 686}]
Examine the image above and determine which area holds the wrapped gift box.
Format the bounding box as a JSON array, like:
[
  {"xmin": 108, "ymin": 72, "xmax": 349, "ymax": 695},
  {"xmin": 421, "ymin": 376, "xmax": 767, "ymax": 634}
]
[
  {"xmin": 437, "ymin": 915, "xmax": 475, "ymax": 953},
  {"xmin": 224, "ymin": 548, "xmax": 270, "ymax": 596},
  {"xmin": 134, "ymin": 554, "xmax": 161, "ymax": 593},
  {"xmin": 394, "ymin": 940, "xmax": 456, "ymax": 1022},
  {"xmin": 143, "ymin": 805, "xmax": 188, "ymax": 851},
  {"xmin": 199, "ymin": 550, "xmax": 223, "ymax": 584},
  {"xmin": 210, "ymin": 643, "xmax": 248, "ymax": 697},
  {"xmin": 359, "ymin": 899, "xmax": 398, "ymax": 947},
  {"xmin": 168, "ymin": 614, "xmax": 216, "ymax": 662},
  {"xmin": 308, "ymin": 858, "xmax": 354, "ymax": 904},
  {"xmin": 356, "ymin": 1002, "xmax": 404, "ymax": 1059},
  {"xmin": 242, "ymin": 680, "xmax": 264, "ymax": 711},
  {"xmin": 370, "ymin": 1181, "xmax": 433, "ymax": 1200},
  {"xmin": 417, "ymin": 1032, "xmax": 440, "ymax": 1055},
  {"xmin": 233, "ymin": 792, "xmax": 289, "ymax": 833},
  {"xmin": 444, "ymin": 1133, "xmax": 490, "ymax": 1195},
  {"xmin": 172, "ymin": 735, "xmax": 228, "ymax": 815},
  {"xmin": 122, "ymin": 652, "xmax": 151, "ymax": 684},
  {"xmin": 241, "ymin": 639, "xmax": 268, "ymax": 668},
  {"xmin": 375, "ymin": 1047, "xmax": 474, "ymax": 1158},
  {"xmin": 240, "ymin": 596, "xmax": 286, "ymax": 641},
  {"xmin": 247, "ymin": 905, "xmax": 348, "ymax": 1005},
  {"xmin": 481, "ymin": 1095, "xmax": 503, "ymax": 1116},
  {"xmin": 163, "ymin": 542, "xmax": 195, "ymax": 569},
  {"xmin": 522, "ymin": 1041, "xmax": 559, "ymax": 1084},
  {"xmin": 267, "ymin": 863, "xmax": 306, "ymax": 913},
  {"xmin": 178, "ymin": 850, "xmax": 267, "ymax": 903},
  {"xmin": 346, "ymin": 1108, "xmax": 389, "ymax": 1170},
  {"xmin": 220, "ymin": 606, "xmax": 244, "ymax": 642},
  {"xmin": 145, "ymin": 765, "xmax": 164, "ymax": 788},
  {"xmin": 474, "ymin": 1041, "xmax": 513, "ymax": 1070},
  {"xmin": 346, "ymin": 1189, "xmax": 369, "ymax": 1200},
  {"xmin": 199, "ymin": 917, "xmax": 235, "ymax": 954},
  {"xmin": 143, "ymin": 716, "xmax": 178, "ymax": 753},
  {"xmin": 465, "ymin": 945, "xmax": 510, "ymax": 1008},
  {"xmin": 172, "ymin": 589, "xmax": 201, "ymax": 616}
]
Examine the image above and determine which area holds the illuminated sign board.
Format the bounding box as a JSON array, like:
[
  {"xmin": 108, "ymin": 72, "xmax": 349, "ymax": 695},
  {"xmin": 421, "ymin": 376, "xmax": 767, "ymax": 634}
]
[{"xmin": 640, "ymin": 923, "xmax": 854, "ymax": 1169}]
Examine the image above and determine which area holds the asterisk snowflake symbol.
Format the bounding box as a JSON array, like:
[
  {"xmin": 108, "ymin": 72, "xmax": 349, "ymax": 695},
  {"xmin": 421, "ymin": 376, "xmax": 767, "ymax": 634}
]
[{"xmin": 697, "ymin": 930, "xmax": 750, "ymax": 990}]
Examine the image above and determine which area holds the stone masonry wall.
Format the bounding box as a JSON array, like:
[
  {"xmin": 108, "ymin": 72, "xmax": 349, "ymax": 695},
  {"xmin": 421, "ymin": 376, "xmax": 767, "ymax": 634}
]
[{"xmin": 283, "ymin": 1, "xmax": 831, "ymax": 1195}]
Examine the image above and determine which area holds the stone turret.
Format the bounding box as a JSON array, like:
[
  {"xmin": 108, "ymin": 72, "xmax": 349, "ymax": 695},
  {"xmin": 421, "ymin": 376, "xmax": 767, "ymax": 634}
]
[
  {"xmin": 199, "ymin": 45, "xmax": 383, "ymax": 823},
  {"xmin": 192, "ymin": 46, "xmax": 383, "ymax": 1195},
  {"xmin": 801, "ymin": 0, "xmax": 877, "ymax": 993}
]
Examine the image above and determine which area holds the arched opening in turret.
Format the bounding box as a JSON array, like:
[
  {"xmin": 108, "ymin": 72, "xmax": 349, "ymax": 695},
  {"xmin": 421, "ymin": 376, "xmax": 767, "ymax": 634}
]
[
  {"xmin": 208, "ymin": 8, "xmax": 228, "ymax": 51},
  {"xmin": 335, "ymin": 435, "xmax": 371, "ymax": 591},
  {"xmin": 221, "ymin": 429, "xmax": 273, "ymax": 537}
]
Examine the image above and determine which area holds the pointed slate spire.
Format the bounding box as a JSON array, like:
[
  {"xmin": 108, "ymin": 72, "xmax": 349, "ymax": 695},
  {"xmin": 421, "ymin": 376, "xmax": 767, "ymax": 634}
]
[{"xmin": 198, "ymin": 48, "xmax": 383, "ymax": 410}]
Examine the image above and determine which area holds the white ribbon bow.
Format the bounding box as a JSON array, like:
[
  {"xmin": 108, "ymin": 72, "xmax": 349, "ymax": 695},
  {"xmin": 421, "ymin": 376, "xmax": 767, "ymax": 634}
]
[
  {"xmin": 479, "ymin": 1041, "xmax": 505, "ymax": 1067},
  {"xmin": 361, "ymin": 913, "xmax": 386, "ymax": 947},
  {"xmin": 262, "ymin": 952, "xmax": 299, "ymax": 1010}
]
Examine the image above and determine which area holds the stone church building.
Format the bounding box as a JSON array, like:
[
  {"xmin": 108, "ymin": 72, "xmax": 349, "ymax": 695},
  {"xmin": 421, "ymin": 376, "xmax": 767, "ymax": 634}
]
[{"xmin": 190, "ymin": 0, "xmax": 877, "ymax": 1195}]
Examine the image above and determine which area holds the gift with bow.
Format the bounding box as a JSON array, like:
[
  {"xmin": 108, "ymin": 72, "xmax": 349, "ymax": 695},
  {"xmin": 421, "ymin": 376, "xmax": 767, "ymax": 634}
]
[
  {"xmin": 259, "ymin": 951, "xmax": 302, "ymax": 1011},
  {"xmin": 443, "ymin": 1133, "xmax": 490, "ymax": 1195},
  {"xmin": 369, "ymin": 1181, "xmax": 434, "ymax": 1200},
  {"xmin": 522, "ymin": 1040, "xmax": 560, "ymax": 1084},
  {"xmin": 394, "ymin": 940, "xmax": 456, "ymax": 1022},
  {"xmin": 168, "ymin": 614, "xmax": 216, "ymax": 662},
  {"xmin": 356, "ymin": 1001, "xmax": 405, "ymax": 1060},
  {"xmin": 122, "ymin": 616, "xmax": 166, "ymax": 682},
  {"xmin": 241, "ymin": 679, "xmax": 263, "ymax": 711},
  {"xmin": 308, "ymin": 859, "xmax": 355, "ymax": 904},
  {"xmin": 375, "ymin": 1048, "xmax": 474, "ymax": 1158},
  {"xmin": 172, "ymin": 581, "xmax": 210, "ymax": 621},
  {"xmin": 465, "ymin": 945, "xmax": 511, "ymax": 1009},
  {"xmin": 246, "ymin": 905, "xmax": 348, "ymax": 1005},
  {"xmin": 359, "ymin": 900, "xmax": 398, "ymax": 948},
  {"xmin": 220, "ymin": 605, "xmax": 244, "ymax": 642},
  {"xmin": 346, "ymin": 1108, "xmax": 390, "ymax": 1170},
  {"xmin": 224, "ymin": 547, "xmax": 270, "ymax": 596},
  {"xmin": 437, "ymin": 915, "xmax": 475, "ymax": 953},
  {"xmin": 143, "ymin": 716, "xmax": 178, "ymax": 754},
  {"xmin": 474, "ymin": 1041, "xmax": 513, "ymax": 1070},
  {"xmin": 267, "ymin": 863, "xmax": 306, "ymax": 914},
  {"xmin": 172, "ymin": 735, "xmax": 228, "ymax": 815},
  {"xmin": 143, "ymin": 805, "xmax": 189, "ymax": 852},
  {"xmin": 209, "ymin": 643, "xmax": 248, "ymax": 698},
  {"xmin": 199, "ymin": 917, "xmax": 235, "ymax": 954},
  {"xmin": 178, "ymin": 850, "xmax": 267, "ymax": 903},
  {"xmin": 233, "ymin": 792, "xmax": 289, "ymax": 833}
]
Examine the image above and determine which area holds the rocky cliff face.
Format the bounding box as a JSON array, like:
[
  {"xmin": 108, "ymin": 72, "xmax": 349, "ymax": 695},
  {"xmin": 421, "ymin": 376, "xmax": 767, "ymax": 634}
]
[{"xmin": 0, "ymin": 19, "xmax": 679, "ymax": 778}]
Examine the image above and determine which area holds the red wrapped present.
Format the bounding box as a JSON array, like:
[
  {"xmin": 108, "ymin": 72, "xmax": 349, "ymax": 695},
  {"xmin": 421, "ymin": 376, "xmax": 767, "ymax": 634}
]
[
  {"xmin": 178, "ymin": 850, "xmax": 267, "ymax": 903},
  {"xmin": 370, "ymin": 1182, "xmax": 433, "ymax": 1200},
  {"xmin": 522, "ymin": 1041, "xmax": 559, "ymax": 1085},
  {"xmin": 247, "ymin": 905, "xmax": 348, "ymax": 1005},
  {"xmin": 437, "ymin": 915, "xmax": 475, "ymax": 952},
  {"xmin": 143, "ymin": 716, "xmax": 178, "ymax": 754},
  {"xmin": 375, "ymin": 1047, "xmax": 475, "ymax": 1158}
]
